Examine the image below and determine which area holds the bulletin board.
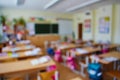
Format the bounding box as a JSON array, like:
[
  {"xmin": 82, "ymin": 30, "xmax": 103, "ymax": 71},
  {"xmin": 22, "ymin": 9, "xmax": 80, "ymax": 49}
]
[
  {"xmin": 99, "ymin": 16, "xmax": 110, "ymax": 33},
  {"xmin": 84, "ymin": 19, "xmax": 91, "ymax": 32}
]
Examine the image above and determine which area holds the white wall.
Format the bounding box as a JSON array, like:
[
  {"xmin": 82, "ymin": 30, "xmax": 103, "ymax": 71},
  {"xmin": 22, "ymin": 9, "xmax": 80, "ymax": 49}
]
[
  {"xmin": 58, "ymin": 19, "xmax": 73, "ymax": 40},
  {"xmin": 0, "ymin": 8, "xmax": 73, "ymax": 22},
  {"xmin": 94, "ymin": 5, "xmax": 113, "ymax": 42},
  {"xmin": 113, "ymin": 4, "xmax": 120, "ymax": 44},
  {"xmin": 73, "ymin": 11, "xmax": 93, "ymax": 40}
]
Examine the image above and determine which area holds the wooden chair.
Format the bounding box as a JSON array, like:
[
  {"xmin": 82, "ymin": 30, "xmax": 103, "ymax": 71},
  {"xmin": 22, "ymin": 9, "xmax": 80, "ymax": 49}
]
[
  {"xmin": 6, "ymin": 77, "xmax": 23, "ymax": 80},
  {"xmin": 37, "ymin": 70, "xmax": 59, "ymax": 80},
  {"xmin": 106, "ymin": 70, "xmax": 120, "ymax": 80},
  {"xmin": 79, "ymin": 56, "xmax": 89, "ymax": 77}
]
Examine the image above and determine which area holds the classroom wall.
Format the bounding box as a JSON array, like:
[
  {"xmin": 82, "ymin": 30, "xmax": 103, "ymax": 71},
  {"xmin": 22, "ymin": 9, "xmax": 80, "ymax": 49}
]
[
  {"xmin": 94, "ymin": 5, "xmax": 113, "ymax": 42},
  {"xmin": 74, "ymin": 4, "xmax": 120, "ymax": 44},
  {"xmin": 0, "ymin": 8, "xmax": 73, "ymax": 23},
  {"xmin": 73, "ymin": 11, "xmax": 93, "ymax": 40},
  {"xmin": 113, "ymin": 4, "xmax": 120, "ymax": 44},
  {"xmin": 0, "ymin": 8, "xmax": 73, "ymax": 36}
]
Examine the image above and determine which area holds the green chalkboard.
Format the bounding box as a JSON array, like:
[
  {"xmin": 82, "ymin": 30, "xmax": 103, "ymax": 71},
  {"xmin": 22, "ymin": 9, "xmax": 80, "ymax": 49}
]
[
  {"xmin": 51, "ymin": 24, "xmax": 58, "ymax": 33},
  {"xmin": 35, "ymin": 23, "xmax": 58, "ymax": 34}
]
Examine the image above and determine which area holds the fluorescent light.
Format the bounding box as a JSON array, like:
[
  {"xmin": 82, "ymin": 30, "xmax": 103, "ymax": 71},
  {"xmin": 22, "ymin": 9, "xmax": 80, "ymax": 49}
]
[
  {"xmin": 66, "ymin": 0, "xmax": 101, "ymax": 12},
  {"xmin": 17, "ymin": 0, "xmax": 25, "ymax": 6},
  {"xmin": 44, "ymin": 0, "xmax": 59, "ymax": 9}
]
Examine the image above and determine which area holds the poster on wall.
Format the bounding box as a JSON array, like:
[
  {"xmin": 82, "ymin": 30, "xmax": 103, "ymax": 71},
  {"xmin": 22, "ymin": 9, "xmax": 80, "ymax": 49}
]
[
  {"xmin": 84, "ymin": 19, "xmax": 91, "ymax": 32},
  {"xmin": 99, "ymin": 16, "xmax": 110, "ymax": 33}
]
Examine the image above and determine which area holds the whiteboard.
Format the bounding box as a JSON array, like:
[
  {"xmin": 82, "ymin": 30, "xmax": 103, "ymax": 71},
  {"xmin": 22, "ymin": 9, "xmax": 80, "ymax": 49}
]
[
  {"xmin": 26, "ymin": 23, "xmax": 35, "ymax": 35},
  {"xmin": 58, "ymin": 20, "xmax": 73, "ymax": 35}
]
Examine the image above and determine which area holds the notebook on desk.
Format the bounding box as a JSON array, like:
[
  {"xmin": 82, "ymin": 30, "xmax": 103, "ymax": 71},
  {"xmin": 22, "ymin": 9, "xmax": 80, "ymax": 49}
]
[
  {"xmin": 102, "ymin": 57, "xmax": 118, "ymax": 62},
  {"xmin": 75, "ymin": 48, "xmax": 88, "ymax": 54}
]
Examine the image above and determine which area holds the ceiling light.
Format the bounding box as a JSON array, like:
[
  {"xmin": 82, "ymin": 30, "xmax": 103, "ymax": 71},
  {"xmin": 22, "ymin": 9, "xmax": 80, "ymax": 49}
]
[
  {"xmin": 17, "ymin": 0, "xmax": 25, "ymax": 6},
  {"xmin": 44, "ymin": 0, "xmax": 59, "ymax": 9},
  {"xmin": 66, "ymin": 0, "xmax": 101, "ymax": 12}
]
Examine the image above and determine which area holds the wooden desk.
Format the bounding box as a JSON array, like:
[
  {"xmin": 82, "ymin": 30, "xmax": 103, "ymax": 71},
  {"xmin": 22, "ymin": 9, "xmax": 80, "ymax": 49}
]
[
  {"xmin": 2, "ymin": 45, "xmax": 34, "ymax": 53},
  {"xmin": 15, "ymin": 40, "xmax": 31, "ymax": 46},
  {"xmin": 98, "ymin": 51, "xmax": 120, "ymax": 64},
  {"xmin": 57, "ymin": 43, "xmax": 83, "ymax": 50},
  {"xmin": 106, "ymin": 70, "xmax": 120, "ymax": 80},
  {"xmin": 70, "ymin": 77, "xmax": 82, "ymax": 80},
  {"xmin": 0, "ymin": 56, "xmax": 55, "ymax": 79},
  {"xmin": 75, "ymin": 47, "xmax": 101, "ymax": 56},
  {"xmin": 0, "ymin": 51, "xmax": 43, "ymax": 62}
]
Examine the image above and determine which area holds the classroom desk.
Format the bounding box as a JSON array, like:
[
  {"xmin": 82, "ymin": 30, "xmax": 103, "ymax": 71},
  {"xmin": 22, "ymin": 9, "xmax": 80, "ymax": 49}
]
[
  {"xmin": 97, "ymin": 52, "xmax": 120, "ymax": 80},
  {"xmin": 0, "ymin": 51, "xmax": 43, "ymax": 62},
  {"xmin": 106, "ymin": 70, "xmax": 120, "ymax": 80},
  {"xmin": 98, "ymin": 51, "xmax": 120, "ymax": 64},
  {"xmin": 0, "ymin": 56, "xmax": 55, "ymax": 80},
  {"xmin": 15, "ymin": 40, "xmax": 31, "ymax": 46},
  {"xmin": 91, "ymin": 43, "xmax": 119, "ymax": 49},
  {"xmin": 2, "ymin": 45, "xmax": 35, "ymax": 53},
  {"xmin": 75, "ymin": 47, "xmax": 101, "ymax": 56},
  {"xmin": 57, "ymin": 43, "xmax": 83, "ymax": 50}
]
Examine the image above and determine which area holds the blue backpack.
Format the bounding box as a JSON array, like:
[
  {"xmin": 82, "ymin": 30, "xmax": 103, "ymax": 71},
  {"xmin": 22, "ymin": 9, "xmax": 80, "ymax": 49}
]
[
  {"xmin": 47, "ymin": 48, "xmax": 55, "ymax": 56},
  {"xmin": 88, "ymin": 63, "xmax": 102, "ymax": 80}
]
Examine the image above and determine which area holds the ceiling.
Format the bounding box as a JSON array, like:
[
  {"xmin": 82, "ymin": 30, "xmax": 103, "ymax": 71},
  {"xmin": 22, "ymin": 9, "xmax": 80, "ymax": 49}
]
[{"xmin": 0, "ymin": 0, "xmax": 120, "ymax": 14}]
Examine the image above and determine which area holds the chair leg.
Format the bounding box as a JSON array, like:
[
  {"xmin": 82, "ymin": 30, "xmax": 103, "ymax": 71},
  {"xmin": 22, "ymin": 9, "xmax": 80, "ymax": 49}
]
[
  {"xmin": 37, "ymin": 74, "xmax": 41, "ymax": 80},
  {"xmin": 79, "ymin": 63, "xmax": 86, "ymax": 77}
]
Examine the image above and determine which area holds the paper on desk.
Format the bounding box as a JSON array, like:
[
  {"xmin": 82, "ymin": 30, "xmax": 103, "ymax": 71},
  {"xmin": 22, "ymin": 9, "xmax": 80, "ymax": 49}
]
[
  {"xmin": 12, "ymin": 48, "xmax": 19, "ymax": 52},
  {"xmin": 30, "ymin": 56, "xmax": 50, "ymax": 66},
  {"xmin": 26, "ymin": 45, "xmax": 35, "ymax": 49},
  {"xmin": 2, "ymin": 47, "xmax": 9, "ymax": 51},
  {"xmin": 25, "ymin": 48, "xmax": 41, "ymax": 56},
  {"xmin": 32, "ymin": 48, "xmax": 41, "ymax": 54},
  {"xmin": 0, "ymin": 53, "xmax": 7, "ymax": 56},
  {"xmin": 103, "ymin": 57, "xmax": 118, "ymax": 62},
  {"xmin": 18, "ymin": 40, "xmax": 31, "ymax": 44},
  {"xmin": 58, "ymin": 45, "xmax": 68, "ymax": 49},
  {"xmin": 25, "ymin": 51, "xmax": 33, "ymax": 56},
  {"xmin": 11, "ymin": 53, "xmax": 19, "ymax": 58},
  {"xmin": 38, "ymin": 56, "xmax": 49, "ymax": 64},
  {"xmin": 30, "ymin": 59, "xmax": 39, "ymax": 66},
  {"xmin": 76, "ymin": 48, "xmax": 88, "ymax": 54}
]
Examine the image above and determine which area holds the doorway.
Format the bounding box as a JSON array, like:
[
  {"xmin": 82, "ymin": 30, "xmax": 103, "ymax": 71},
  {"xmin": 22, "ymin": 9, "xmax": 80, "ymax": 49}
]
[{"xmin": 78, "ymin": 23, "xmax": 83, "ymax": 40}]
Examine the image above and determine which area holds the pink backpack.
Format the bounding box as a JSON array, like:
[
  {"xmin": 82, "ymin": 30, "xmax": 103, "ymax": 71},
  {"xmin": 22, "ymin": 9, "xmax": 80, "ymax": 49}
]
[
  {"xmin": 66, "ymin": 51, "xmax": 77, "ymax": 70},
  {"xmin": 54, "ymin": 49, "xmax": 63, "ymax": 62},
  {"xmin": 101, "ymin": 44, "xmax": 109, "ymax": 53}
]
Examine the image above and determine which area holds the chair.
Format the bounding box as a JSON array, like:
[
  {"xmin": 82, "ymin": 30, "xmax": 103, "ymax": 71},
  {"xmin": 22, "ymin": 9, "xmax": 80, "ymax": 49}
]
[
  {"xmin": 37, "ymin": 70, "xmax": 59, "ymax": 80},
  {"xmin": 79, "ymin": 56, "xmax": 89, "ymax": 77},
  {"xmin": 6, "ymin": 77, "xmax": 23, "ymax": 80}
]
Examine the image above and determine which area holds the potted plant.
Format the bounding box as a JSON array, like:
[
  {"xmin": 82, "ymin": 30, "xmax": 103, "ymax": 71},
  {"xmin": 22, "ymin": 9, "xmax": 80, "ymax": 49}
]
[
  {"xmin": 0, "ymin": 15, "xmax": 7, "ymax": 26},
  {"xmin": 0, "ymin": 34, "xmax": 3, "ymax": 53}
]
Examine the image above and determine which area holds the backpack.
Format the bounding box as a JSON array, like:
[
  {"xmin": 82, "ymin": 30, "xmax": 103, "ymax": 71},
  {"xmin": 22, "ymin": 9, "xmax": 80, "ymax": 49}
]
[
  {"xmin": 54, "ymin": 50, "xmax": 63, "ymax": 62},
  {"xmin": 47, "ymin": 48, "xmax": 55, "ymax": 56},
  {"xmin": 88, "ymin": 63, "xmax": 102, "ymax": 80},
  {"xmin": 66, "ymin": 51, "xmax": 77, "ymax": 70}
]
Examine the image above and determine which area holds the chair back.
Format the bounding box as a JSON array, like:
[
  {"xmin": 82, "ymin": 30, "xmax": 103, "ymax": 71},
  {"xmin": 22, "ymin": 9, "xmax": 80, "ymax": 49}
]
[{"xmin": 37, "ymin": 70, "xmax": 59, "ymax": 80}]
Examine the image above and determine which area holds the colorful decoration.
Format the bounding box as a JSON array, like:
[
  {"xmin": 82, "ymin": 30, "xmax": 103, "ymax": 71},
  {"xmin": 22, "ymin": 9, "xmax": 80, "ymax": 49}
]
[
  {"xmin": 84, "ymin": 19, "xmax": 91, "ymax": 32},
  {"xmin": 99, "ymin": 16, "xmax": 110, "ymax": 33}
]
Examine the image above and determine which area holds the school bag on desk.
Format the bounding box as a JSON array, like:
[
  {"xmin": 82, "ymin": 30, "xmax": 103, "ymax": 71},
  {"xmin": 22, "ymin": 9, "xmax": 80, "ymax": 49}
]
[{"xmin": 88, "ymin": 58, "xmax": 102, "ymax": 80}]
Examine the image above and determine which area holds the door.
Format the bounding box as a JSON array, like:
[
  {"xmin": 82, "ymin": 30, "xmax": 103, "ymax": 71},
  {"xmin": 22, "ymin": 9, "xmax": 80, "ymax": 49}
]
[{"xmin": 78, "ymin": 23, "xmax": 83, "ymax": 40}]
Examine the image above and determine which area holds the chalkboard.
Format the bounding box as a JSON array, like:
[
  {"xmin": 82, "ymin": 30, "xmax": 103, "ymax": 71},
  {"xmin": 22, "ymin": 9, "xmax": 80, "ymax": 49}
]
[
  {"xmin": 35, "ymin": 23, "xmax": 58, "ymax": 34},
  {"xmin": 51, "ymin": 24, "xmax": 58, "ymax": 33}
]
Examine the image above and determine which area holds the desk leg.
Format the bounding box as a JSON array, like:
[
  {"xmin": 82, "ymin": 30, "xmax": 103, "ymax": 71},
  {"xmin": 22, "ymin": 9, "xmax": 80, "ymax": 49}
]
[
  {"xmin": 0, "ymin": 77, "xmax": 4, "ymax": 80},
  {"xmin": 113, "ymin": 61, "xmax": 117, "ymax": 80},
  {"xmin": 25, "ymin": 74, "xmax": 29, "ymax": 80}
]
